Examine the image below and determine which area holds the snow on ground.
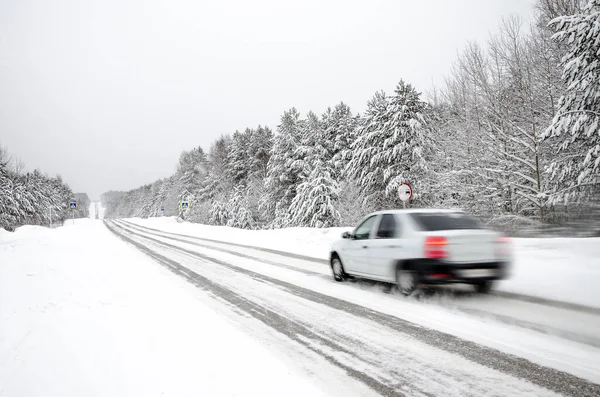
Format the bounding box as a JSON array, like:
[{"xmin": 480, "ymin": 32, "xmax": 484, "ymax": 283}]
[
  {"xmin": 130, "ymin": 216, "xmax": 348, "ymax": 259},
  {"xmin": 88, "ymin": 202, "xmax": 105, "ymax": 220},
  {"xmin": 97, "ymin": 202, "xmax": 105, "ymax": 220},
  {"xmin": 88, "ymin": 201, "xmax": 96, "ymax": 219},
  {"xmin": 0, "ymin": 219, "xmax": 328, "ymax": 397},
  {"xmin": 112, "ymin": 220, "xmax": 600, "ymax": 384},
  {"xmin": 127, "ymin": 217, "xmax": 600, "ymax": 309}
]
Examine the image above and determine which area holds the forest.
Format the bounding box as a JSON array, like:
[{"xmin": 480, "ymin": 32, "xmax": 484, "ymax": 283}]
[
  {"xmin": 93, "ymin": 0, "xmax": 597, "ymax": 235},
  {"xmin": 0, "ymin": 146, "xmax": 89, "ymax": 231}
]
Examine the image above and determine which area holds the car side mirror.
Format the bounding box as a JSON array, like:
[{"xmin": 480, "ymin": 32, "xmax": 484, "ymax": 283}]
[{"xmin": 342, "ymin": 231, "xmax": 352, "ymax": 239}]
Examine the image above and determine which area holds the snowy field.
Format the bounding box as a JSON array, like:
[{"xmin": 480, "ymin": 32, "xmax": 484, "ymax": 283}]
[
  {"xmin": 128, "ymin": 217, "xmax": 600, "ymax": 309},
  {"xmin": 0, "ymin": 219, "xmax": 328, "ymax": 397}
]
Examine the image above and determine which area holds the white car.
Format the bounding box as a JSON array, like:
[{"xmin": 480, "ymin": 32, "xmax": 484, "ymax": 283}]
[{"xmin": 329, "ymin": 209, "xmax": 511, "ymax": 294}]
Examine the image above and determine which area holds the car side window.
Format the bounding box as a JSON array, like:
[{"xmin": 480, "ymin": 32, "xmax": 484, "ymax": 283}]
[
  {"xmin": 376, "ymin": 214, "xmax": 398, "ymax": 239},
  {"xmin": 354, "ymin": 216, "xmax": 377, "ymax": 240}
]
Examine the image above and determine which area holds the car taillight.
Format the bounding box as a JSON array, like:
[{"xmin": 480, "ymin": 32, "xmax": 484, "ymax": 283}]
[
  {"xmin": 425, "ymin": 236, "xmax": 448, "ymax": 259},
  {"xmin": 494, "ymin": 236, "xmax": 511, "ymax": 257}
]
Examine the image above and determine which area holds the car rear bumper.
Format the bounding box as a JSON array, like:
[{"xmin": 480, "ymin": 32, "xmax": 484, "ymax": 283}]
[{"xmin": 416, "ymin": 259, "xmax": 509, "ymax": 284}]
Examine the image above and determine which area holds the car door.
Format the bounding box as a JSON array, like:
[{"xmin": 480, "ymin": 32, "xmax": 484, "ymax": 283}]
[
  {"xmin": 365, "ymin": 213, "xmax": 404, "ymax": 281},
  {"xmin": 343, "ymin": 215, "xmax": 379, "ymax": 274}
]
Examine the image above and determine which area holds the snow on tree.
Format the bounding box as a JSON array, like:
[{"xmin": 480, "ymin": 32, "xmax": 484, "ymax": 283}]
[
  {"xmin": 209, "ymin": 198, "xmax": 230, "ymax": 226},
  {"xmin": 435, "ymin": 15, "xmax": 565, "ymax": 221},
  {"xmin": 248, "ymin": 125, "xmax": 273, "ymax": 179},
  {"xmin": 288, "ymin": 163, "xmax": 340, "ymax": 228},
  {"xmin": 346, "ymin": 82, "xmax": 430, "ymax": 208},
  {"xmin": 177, "ymin": 146, "xmax": 208, "ymax": 202},
  {"xmin": 322, "ymin": 102, "xmax": 360, "ymax": 178},
  {"xmin": 227, "ymin": 126, "xmax": 273, "ymax": 184},
  {"xmin": 225, "ymin": 187, "xmax": 257, "ymax": 229},
  {"xmin": 0, "ymin": 145, "xmax": 77, "ymax": 231},
  {"xmin": 287, "ymin": 111, "xmax": 341, "ymax": 227},
  {"xmin": 197, "ymin": 135, "xmax": 232, "ymax": 203},
  {"xmin": 544, "ymin": 0, "xmax": 600, "ymax": 204},
  {"xmin": 263, "ymin": 108, "xmax": 305, "ymax": 227},
  {"xmin": 227, "ymin": 130, "xmax": 252, "ymax": 184}
]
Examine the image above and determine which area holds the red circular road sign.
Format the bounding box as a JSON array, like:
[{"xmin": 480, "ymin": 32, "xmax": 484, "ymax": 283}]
[{"xmin": 398, "ymin": 183, "xmax": 413, "ymax": 202}]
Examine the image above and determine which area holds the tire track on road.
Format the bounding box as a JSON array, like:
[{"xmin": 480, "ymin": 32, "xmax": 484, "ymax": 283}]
[
  {"xmin": 119, "ymin": 219, "xmax": 600, "ymax": 316},
  {"xmin": 106, "ymin": 220, "xmax": 600, "ymax": 397},
  {"xmin": 119, "ymin": 219, "xmax": 329, "ymax": 264},
  {"xmin": 116, "ymin": 220, "xmax": 600, "ymax": 348},
  {"xmin": 105, "ymin": 220, "xmax": 401, "ymax": 397},
  {"xmin": 116, "ymin": 220, "xmax": 322, "ymax": 277}
]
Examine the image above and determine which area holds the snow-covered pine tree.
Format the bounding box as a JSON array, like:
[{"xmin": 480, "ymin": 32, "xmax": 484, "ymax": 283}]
[
  {"xmin": 248, "ymin": 125, "xmax": 273, "ymax": 179},
  {"xmin": 209, "ymin": 197, "xmax": 230, "ymax": 226},
  {"xmin": 287, "ymin": 111, "xmax": 341, "ymax": 227},
  {"xmin": 288, "ymin": 163, "xmax": 340, "ymax": 228},
  {"xmin": 225, "ymin": 187, "xmax": 257, "ymax": 229},
  {"xmin": 322, "ymin": 102, "xmax": 359, "ymax": 179},
  {"xmin": 290, "ymin": 111, "xmax": 324, "ymax": 179},
  {"xmin": 227, "ymin": 129, "xmax": 252, "ymax": 184},
  {"xmin": 346, "ymin": 82, "xmax": 430, "ymax": 208},
  {"xmin": 263, "ymin": 108, "xmax": 305, "ymax": 227},
  {"xmin": 197, "ymin": 135, "xmax": 231, "ymax": 203},
  {"xmin": 544, "ymin": 0, "xmax": 600, "ymax": 204},
  {"xmin": 177, "ymin": 146, "xmax": 208, "ymax": 203},
  {"xmin": 0, "ymin": 145, "xmax": 77, "ymax": 230}
]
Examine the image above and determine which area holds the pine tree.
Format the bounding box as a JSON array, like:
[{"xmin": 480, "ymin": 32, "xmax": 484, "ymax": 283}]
[
  {"xmin": 226, "ymin": 187, "xmax": 257, "ymax": 229},
  {"xmin": 227, "ymin": 130, "xmax": 252, "ymax": 184},
  {"xmin": 177, "ymin": 146, "xmax": 208, "ymax": 201},
  {"xmin": 197, "ymin": 136, "xmax": 231, "ymax": 203},
  {"xmin": 286, "ymin": 111, "xmax": 341, "ymax": 227},
  {"xmin": 346, "ymin": 82, "xmax": 430, "ymax": 208},
  {"xmin": 0, "ymin": 145, "xmax": 78, "ymax": 230},
  {"xmin": 322, "ymin": 102, "xmax": 359, "ymax": 178},
  {"xmin": 248, "ymin": 125, "xmax": 273, "ymax": 179},
  {"xmin": 263, "ymin": 108, "xmax": 305, "ymax": 227},
  {"xmin": 544, "ymin": 0, "xmax": 600, "ymax": 204},
  {"xmin": 288, "ymin": 163, "xmax": 340, "ymax": 228}
]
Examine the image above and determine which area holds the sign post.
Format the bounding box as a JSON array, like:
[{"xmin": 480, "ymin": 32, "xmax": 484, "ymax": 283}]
[
  {"xmin": 69, "ymin": 201, "xmax": 77, "ymax": 225},
  {"xmin": 398, "ymin": 183, "xmax": 413, "ymax": 209},
  {"xmin": 179, "ymin": 201, "xmax": 190, "ymax": 221}
]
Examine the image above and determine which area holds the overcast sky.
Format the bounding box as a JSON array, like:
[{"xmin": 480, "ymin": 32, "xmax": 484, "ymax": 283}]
[{"xmin": 0, "ymin": 0, "xmax": 535, "ymax": 200}]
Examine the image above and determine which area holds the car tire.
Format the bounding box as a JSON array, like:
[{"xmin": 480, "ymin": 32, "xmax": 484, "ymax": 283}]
[
  {"xmin": 474, "ymin": 280, "xmax": 494, "ymax": 294},
  {"xmin": 396, "ymin": 268, "xmax": 417, "ymax": 295},
  {"xmin": 331, "ymin": 256, "xmax": 347, "ymax": 282}
]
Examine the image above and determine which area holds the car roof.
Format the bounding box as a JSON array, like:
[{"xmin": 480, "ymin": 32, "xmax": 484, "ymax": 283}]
[{"xmin": 371, "ymin": 208, "xmax": 464, "ymax": 216}]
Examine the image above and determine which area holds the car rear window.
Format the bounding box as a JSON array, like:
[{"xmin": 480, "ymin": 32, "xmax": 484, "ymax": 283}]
[{"xmin": 409, "ymin": 212, "xmax": 483, "ymax": 231}]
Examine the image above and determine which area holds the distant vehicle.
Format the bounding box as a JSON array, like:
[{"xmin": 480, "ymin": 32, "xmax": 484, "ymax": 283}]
[{"xmin": 329, "ymin": 209, "xmax": 511, "ymax": 295}]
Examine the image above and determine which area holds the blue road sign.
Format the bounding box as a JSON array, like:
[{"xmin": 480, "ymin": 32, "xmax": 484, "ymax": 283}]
[
  {"xmin": 160, "ymin": 207, "xmax": 164, "ymax": 212},
  {"xmin": 69, "ymin": 201, "xmax": 77, "ymax": 209},
  {"xmin": 180, "ymin": 201, "xmax": 189, "ymax": 209}
]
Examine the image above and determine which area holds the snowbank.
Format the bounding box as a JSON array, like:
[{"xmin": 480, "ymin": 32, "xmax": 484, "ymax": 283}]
[
  {"xmin": 0, "ymin": 220, "xmax": 327, "ymax": 397},
  {"xmin": 0, "ymin": 224, "xmax": 53, "ymax": 242},
  {"xmin": 129, "ymin": 216, "xmax": 350, "ymax": 259},
  {"xmin": 127, "ymin": 217, "xmax": 600, "ymax": 309}
]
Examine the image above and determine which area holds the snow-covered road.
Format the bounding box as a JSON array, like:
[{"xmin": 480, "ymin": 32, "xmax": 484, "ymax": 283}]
[
  {"xmin": 105, "ymin": 219, "xmax": 600, "ymax": 397},
  {"xmin": 2, "ymin": 218, "xmax": 599, "ymax": 397},
  {"xmin": 0, "ymin": 220, "xmax": 331, "ymax": 397}
]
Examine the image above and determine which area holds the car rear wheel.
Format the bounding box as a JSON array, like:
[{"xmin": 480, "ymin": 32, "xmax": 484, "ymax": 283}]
[
  {"xmin": 396, "ymin": 268, "xmax": 417, "ymax": 295},
  {"xmin": 473, "ymin": 280, "xmax": 494, "ymax": 294},
  {"xmin": 331, "ymin": 256, "xmax": 347, "ymax": 282}
]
